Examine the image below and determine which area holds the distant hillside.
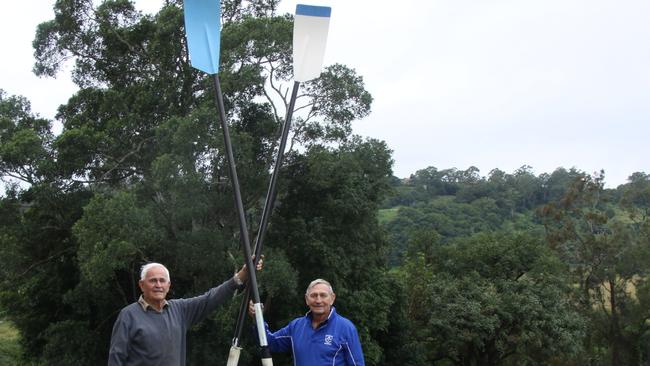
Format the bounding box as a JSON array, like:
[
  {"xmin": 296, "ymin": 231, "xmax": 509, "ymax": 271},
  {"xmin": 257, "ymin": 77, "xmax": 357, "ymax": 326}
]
[{"xmin": 378, "ymin": 165, "xmax": 637, "ymax": 265}]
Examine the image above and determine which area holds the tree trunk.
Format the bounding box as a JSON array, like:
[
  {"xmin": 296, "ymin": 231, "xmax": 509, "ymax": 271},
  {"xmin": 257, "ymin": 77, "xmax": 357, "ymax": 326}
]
[{"xmin": 609, "ymin": 279, "xmax": 621, "ymax": 366}]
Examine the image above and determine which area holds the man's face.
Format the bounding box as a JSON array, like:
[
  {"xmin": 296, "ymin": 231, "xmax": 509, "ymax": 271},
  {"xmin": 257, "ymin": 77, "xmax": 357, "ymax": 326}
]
[
  {"xmin": 139, "ymin": 265, "xmax": 170, "ymax": 305},
  {"xmin": 305, "ymin": 283, "xmax": 335, "ymax": 317}
]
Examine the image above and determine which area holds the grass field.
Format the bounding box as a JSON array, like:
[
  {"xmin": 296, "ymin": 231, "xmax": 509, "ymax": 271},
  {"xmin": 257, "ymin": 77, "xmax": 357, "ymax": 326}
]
[
  {"xmin": 0, "ymin": 319, "xmax": 21, "ymax": 366},
  {"xmin": 377, "ymin": 207, "xmax": 400, "ymax": 224}
]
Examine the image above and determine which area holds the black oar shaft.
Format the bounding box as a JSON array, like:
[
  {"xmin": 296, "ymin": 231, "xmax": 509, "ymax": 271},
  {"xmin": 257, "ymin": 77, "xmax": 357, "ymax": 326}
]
[
  {"xmin": 212, "ymin": 74, "xmax": 260, "ymax": 304},
  {"xmin": 230, "ymin": 81, "xmax": 301, "ymax": 347},
  {"xmin": 211, "ymin": 75, "xmax": 272, "ymax": 365},
  {"xmin": 254, "ymin": 81, "xmax": 301, "ymax": 258}
]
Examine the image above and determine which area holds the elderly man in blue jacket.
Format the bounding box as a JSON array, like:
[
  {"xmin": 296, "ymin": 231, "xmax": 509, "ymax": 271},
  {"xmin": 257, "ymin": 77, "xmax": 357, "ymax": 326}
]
[{"xmin": 251, "ymin": 278, "xmax": 365, "ymax": 366}]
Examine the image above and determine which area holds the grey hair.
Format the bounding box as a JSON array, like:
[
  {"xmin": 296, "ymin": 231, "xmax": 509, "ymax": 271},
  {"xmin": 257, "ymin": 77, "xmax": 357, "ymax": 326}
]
[
  {"xmin": 305, "ymin": 278, "xmax": 334, "ymax": 295},
  {"xmin": 140, "ymin": 263, "xmax": 170, "ymax": 281}
]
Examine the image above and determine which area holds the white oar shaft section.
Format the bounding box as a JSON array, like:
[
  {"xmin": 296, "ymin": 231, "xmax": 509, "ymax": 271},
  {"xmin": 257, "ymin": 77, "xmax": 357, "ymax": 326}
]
[{"xmin": 254, "ymin": 303, "xmax": 269, "ymax": 346}]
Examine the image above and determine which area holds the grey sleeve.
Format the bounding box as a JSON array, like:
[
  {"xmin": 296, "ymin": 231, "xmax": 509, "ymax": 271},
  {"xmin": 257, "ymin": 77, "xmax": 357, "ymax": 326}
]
[
  {"xmin": 108, "ymin": 310, "xmax": 129, "ymax": 366},
  {"xmin": 179, "ymin": 277, "xmax": 240, "ymax": 326}
]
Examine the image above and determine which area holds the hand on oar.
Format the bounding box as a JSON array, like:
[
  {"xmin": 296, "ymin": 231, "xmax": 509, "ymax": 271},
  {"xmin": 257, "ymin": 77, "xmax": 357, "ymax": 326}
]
[
  {"xmin": 248, "ymin": 300, "xmax": 265, "ymax": 318},
  {"xmin": 235, "ymin": 255, "xmax": 264, "ymax": 284}
]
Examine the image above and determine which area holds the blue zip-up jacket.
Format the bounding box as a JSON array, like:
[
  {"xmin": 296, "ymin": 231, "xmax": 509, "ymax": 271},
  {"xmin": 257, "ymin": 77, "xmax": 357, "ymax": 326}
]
[{"xmin": 263, "ymin": 307, "xmax": 365, "ymax": 366}]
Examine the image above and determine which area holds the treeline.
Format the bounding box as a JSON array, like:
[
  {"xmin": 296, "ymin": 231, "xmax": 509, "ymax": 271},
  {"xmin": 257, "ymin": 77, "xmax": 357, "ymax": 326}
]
[
  {"xmin": 380, "ymin": 166, "xmax": 650, "ymax": 365},
  {"xmin": 1, "ymin": 1, "xmax": 649, "ymax": 365},
  {"xmin": 383, "ymin": 165, "xmax": 610, "ymax": 263}
]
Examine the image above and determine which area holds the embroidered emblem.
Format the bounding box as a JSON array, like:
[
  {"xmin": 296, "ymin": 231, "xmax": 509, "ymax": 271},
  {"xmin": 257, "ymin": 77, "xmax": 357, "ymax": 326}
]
[{"xmin": 324, "ymin": 334, "xmax": 333, "ymax": 345}]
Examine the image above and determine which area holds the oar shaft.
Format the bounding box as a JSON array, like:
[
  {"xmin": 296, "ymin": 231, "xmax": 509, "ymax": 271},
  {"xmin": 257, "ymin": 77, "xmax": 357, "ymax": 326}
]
[
  {"xmin": 212, "ymin": 74, "xmax": 261, "ymax": 303},
  {"xmin": 230, "ymin": 81, "xmax": 301, "ymax": 347},
  {"xmin": 254, "ymin": 81, "xmax": 300, "ymax": 258},
  {"xmin": 231, "ymin": 286, "xmax": 250, "ymax": 346},
  {"xmin": 211, "ymin": 75, "xmax": 272, "ymax": 364}
]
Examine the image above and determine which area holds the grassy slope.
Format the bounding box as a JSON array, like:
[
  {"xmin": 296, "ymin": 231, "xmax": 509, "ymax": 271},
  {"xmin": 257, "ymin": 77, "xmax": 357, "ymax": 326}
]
[
  {"xmin": 377, "ymin": 207, "xmax": 399, "ymax": 224},
  {"xmin": 0, "ymin": 319, "xmax": 21, "ymax": 366}
]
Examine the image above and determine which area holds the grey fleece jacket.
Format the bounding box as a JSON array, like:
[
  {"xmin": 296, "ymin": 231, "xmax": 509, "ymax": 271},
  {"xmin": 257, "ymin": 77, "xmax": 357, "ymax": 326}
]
[{"xmin": 108, "ymin": 278, "xmax": 239, "ymax": 366}]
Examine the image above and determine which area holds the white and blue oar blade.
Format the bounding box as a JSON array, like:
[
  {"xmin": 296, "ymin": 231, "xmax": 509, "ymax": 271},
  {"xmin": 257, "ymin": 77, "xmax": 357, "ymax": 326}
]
[
  {"xmin": 183, "ymin": 0, "xmax": 221, "ymax": 74},
  {"xmin": 293, "ymin": 4, "xmax": 331, "ymax": 82}
]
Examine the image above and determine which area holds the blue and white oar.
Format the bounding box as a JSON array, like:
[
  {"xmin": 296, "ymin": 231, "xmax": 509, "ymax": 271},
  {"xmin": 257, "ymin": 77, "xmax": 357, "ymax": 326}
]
[
  {"xmin": 182, "ymin": 1, "xmax": 272, "ymax": 365},
  {"xmin": 226, "ymin": 4, "xmax": 332, "ymax": 366}
]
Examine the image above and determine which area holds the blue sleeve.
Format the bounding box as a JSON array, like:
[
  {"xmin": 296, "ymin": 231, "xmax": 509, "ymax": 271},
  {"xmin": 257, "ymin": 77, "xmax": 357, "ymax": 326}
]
[
  {"xmin": 344, "ymin": 323, "xmax": 365, "ymax": 366},
  {"xmin": 251, "ymin": 321, "xmax": 293, "ymax": 353},
  {"xmin": 266, "ymin": 321, "xmax": 294, "ymax": 353}
]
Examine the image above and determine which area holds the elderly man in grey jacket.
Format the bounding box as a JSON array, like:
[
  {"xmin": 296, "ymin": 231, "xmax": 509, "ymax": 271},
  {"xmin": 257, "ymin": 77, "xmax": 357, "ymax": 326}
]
[{"xmin": 108, "ymin": 260, "xmax": 261, "ymax": 366}]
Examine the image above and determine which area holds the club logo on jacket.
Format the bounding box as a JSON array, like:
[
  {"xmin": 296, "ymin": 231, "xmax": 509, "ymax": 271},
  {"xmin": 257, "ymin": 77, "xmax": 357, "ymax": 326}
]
[{"xmin": 324, "ymin": 334, "xmax": 333, "ymax": 345}]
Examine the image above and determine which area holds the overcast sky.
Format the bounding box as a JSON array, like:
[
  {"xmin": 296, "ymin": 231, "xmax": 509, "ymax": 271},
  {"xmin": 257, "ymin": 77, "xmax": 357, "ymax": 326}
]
[{"xmin": 2, "ymin": 0, "xmax": 649, "ymax": 187}]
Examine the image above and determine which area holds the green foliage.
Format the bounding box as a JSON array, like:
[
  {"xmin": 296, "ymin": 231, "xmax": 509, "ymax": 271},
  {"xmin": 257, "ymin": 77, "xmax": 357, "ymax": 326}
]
[
  {"xmin": 0, "ymin": 319, "xmax": 21, "ymax": 366},
  {"xmin": 41, "ymin": 320, "xmax": 104, "ymax": 366},
  {"xmin": 0, "ymin": 90, "xmax": 54, "ymax": 185},
  {"xmin": 73, "ymin": 190, "xmax": 162, "ymax": 291},
  {"xmin": 403, "ymin": 232, "xmax": 585, "ymax": 365},
  {"xmin": 384, "ymin": 195, "xmax": 519, "ymax": 265},
  {"xmin": 0, "ymin": 184, "xmax": 92, "ymax": 363},
  {"xmin": 376, "ymin": 207, "xmax": 398, "ymax": 224},
  {"xmin": 539, "ymin": 172, "xmax": 650, "ymax": 365},
  {"xmin": 382, "ymin": 166, "xmax": 586, "ymax": 265}
]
